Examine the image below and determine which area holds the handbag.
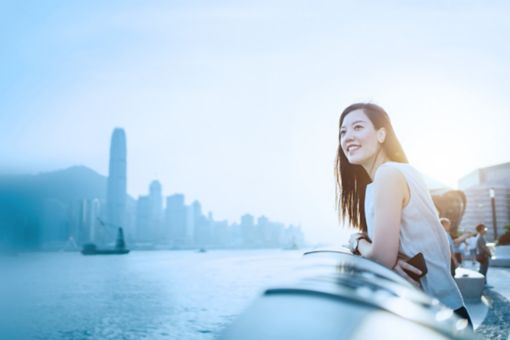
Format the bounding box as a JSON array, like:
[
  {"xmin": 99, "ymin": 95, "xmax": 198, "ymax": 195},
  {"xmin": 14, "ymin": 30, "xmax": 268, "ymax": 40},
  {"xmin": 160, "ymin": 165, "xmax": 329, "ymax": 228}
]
[{"xmin": 476, "ymin": 253, "xmax": 488, "ymax": 263}]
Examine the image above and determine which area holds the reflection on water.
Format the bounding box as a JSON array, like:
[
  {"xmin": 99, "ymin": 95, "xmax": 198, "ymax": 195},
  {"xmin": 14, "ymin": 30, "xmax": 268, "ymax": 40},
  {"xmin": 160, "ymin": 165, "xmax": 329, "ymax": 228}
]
[{"xmin": 0, "ymin": 250, "xmax": 303, "ymax": 339}]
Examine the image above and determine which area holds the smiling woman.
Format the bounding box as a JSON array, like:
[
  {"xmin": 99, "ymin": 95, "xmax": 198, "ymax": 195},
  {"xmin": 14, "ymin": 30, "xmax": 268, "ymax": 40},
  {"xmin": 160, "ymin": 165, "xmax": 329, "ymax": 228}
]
[
  {"xmin": 334, "ymin": 103, "xmax": 472, "ymax": 326},
  {"xmin": 335, "ymin": 103, "xmax": 408, "ymax": 230}
]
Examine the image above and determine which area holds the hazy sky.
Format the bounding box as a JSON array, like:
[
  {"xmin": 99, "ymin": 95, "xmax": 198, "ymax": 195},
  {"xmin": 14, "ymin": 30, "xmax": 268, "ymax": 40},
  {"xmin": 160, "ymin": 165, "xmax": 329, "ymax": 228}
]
[{"xmin": 1, "ymin": 1, "xmax": 509, "ymax": 243}]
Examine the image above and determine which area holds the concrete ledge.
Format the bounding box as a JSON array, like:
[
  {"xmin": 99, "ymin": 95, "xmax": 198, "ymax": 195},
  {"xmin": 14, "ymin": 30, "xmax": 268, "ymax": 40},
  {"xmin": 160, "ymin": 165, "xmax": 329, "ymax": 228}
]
[
  {"xmin": 455, "ymin": 268, "xmax": 485, "ymax": 301},
  {"xmin": 491, "ymin": 245, "xmax": 510, "ymax": 267},
  {"xmin": 491, "ymin": 257, "xmax": 510, "ymax": 267},
  {"xmin": 494, "ymin": 245, "xmax": 510, "ymax": 256}
]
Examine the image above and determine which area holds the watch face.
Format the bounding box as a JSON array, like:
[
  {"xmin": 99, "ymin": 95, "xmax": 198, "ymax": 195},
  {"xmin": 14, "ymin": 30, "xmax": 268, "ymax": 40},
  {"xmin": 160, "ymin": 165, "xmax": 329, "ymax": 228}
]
[{"xmin": 349, "ymin": 238, "xmax": 356, "ymax": 251}]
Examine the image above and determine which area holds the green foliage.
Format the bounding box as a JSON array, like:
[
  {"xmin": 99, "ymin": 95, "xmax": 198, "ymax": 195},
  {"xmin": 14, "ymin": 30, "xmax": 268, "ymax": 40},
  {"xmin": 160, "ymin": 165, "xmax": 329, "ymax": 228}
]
[{"xmin": 497, "ymin": 225, "xmax": 510, "ymax": 246}]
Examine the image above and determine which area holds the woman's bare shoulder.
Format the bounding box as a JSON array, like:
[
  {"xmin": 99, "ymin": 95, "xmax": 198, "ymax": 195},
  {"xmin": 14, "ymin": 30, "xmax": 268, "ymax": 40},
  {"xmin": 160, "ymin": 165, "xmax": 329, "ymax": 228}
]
[
  {"xmin": 373, "ymin": 163, "xmax": 407, "ymax": 185},
  {"xmin": 372, "ymin": 166, "xmax": 407, "ymax": 197},
  {"xmin": 373, "ymin": 163, "xmax": 410, "ymax": 205}
]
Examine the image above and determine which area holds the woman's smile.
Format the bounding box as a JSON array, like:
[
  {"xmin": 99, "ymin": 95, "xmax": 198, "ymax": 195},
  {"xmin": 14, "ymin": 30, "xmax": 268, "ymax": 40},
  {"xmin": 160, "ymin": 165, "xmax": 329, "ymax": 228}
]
[{"xmin": 346, "ymin": 143, "xmax": 361, "ymax": 154}]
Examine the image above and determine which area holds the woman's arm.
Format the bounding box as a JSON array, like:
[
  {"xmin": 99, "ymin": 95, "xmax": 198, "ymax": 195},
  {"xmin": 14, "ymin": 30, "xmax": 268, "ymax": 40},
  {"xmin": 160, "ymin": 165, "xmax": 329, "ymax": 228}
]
[
  {"xmin": 453, "ymin": 232, "xmax": 474, "ymax": 246},
  {"xmin": 356, "ymin": 166, "xmax": 408, "ymax": 268}
]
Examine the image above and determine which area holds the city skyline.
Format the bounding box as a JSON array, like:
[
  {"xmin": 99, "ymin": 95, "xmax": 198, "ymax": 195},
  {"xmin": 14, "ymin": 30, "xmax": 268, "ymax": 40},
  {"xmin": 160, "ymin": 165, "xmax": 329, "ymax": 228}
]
[
  {"xmin": 19, "ymin": 129, "xmax": 506, "ymax": 246},
  {"xmin": 1, "ymin": 1, "xmax": 510, "ymax": 242},
  {"xmin": 92, "ymin": 126, "xmax": 305, "ymax": 249}
]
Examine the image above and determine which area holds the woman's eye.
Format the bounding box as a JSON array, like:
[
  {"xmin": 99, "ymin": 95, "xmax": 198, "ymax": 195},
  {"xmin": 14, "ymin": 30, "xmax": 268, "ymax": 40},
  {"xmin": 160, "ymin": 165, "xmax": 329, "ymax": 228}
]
[
  {"xmin": 340, "ymin": 130, "xmax": 346, "ymax": 136},
  {"xmin": 354, "ymin": 124, "xmax": 363, "ymax": 130}
]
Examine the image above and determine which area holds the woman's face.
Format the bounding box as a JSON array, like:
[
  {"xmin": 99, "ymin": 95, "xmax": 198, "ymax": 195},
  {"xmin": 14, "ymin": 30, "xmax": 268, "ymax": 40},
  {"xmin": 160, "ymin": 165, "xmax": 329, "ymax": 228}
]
[{"xmin": 340, "ymin": 109, "xmax": 384, "ymax": 166}]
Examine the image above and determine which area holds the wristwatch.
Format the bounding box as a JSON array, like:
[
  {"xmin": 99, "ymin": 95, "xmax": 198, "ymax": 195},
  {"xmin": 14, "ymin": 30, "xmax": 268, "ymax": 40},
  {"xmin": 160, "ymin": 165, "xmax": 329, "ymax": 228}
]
[{"xmin": 350, "ymin": 233, "xmax": 368, "ymax": 255}]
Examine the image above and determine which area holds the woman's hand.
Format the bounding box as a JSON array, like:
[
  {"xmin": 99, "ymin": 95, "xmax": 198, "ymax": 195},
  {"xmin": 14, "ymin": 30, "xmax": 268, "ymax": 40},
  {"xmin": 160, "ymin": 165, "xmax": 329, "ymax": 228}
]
[{"xmin": 393, "ymin": 259, "xmax": 422, "ymax": 288}]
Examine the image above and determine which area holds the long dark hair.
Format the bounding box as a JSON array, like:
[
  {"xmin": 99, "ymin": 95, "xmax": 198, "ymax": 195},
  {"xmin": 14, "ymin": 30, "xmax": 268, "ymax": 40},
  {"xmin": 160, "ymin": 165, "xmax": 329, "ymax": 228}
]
[{"xmin": 335, "ymin": 103, "xmax": 408, "ymax": 232}]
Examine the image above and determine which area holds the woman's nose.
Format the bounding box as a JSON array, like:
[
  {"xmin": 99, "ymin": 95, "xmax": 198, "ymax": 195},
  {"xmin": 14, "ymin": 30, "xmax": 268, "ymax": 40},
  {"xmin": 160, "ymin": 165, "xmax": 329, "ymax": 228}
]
[{"xmin": 342, "ymin": 130, "xmax": 354, "ymax": 142}]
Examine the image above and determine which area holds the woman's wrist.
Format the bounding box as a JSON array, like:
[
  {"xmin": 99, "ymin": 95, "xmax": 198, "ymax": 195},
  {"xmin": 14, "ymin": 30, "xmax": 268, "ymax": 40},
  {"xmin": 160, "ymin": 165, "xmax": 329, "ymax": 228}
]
[
  {"xmin": 355, "ymin": 237, "xmax": 369, "ymax": 255},
  {"xmin": 349, "ymin": 233, "xmax": 369, "ymax": 255}
]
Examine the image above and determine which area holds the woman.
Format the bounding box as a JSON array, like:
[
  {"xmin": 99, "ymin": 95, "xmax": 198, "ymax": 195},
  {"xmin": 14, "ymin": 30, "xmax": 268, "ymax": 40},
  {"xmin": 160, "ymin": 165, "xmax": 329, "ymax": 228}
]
[{"xmin": 335, "ymin": 103, "xmax": 471, "ymax": 324}]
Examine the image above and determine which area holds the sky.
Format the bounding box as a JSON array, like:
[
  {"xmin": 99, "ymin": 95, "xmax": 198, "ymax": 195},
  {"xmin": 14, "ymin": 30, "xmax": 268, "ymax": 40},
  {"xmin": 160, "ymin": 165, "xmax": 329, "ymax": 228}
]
[{"xmin": 1, "ymin": 0, "xmax": 509, "ymax": 243}]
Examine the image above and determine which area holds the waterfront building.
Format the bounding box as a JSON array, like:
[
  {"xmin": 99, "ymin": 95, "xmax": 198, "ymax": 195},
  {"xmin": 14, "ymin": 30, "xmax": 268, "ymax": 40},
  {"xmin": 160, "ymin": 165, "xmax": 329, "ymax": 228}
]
[
  {"xmin": 240, "ymin": 214, "xmax": 255, "ymax": 247},
  {"xmin": 186, "ymin": 205, "xmax": 195, "ymax": 245},
  {"xmin": 192, "ymin": 201, "xmax": 212, "ymax": 247},
  {"xmin": 149, "ymin": 181, "xmax": 163, "ymax": 226},
  {"xmin": 229, "ymin": 222, "xmax": 243, "ymax": 247},
  {"xmin": 211, "ymin": 220, "xmax": 229, "ymax": 247},
  {"xmin": 106, "ymin": 128, "xmax": 127, "ymax": 236},
  {"xmin": 136, "ymin": 180, "xmax": 164, "ymax": 245},
  {"xmin": 72, "ymin": 198, "xmax": 102, "ymax": 244},
  {"xmin": 136, "ymin": 196, "xmax": 151, "ymax": 243},
  {"xmin": 166, "ymin": 194, "xmax": 188, "ymax": 247},
  {"xmin": 458, "ymin": 162, "xmax": 510, "ymax": 241},
  {"xmin": 282, "ymin": 224, "xmax": 305, "ymax": 248},
  {"xmin": 149, "ymin": 180, "xmax": 164, "ymax": 243},
  {"xmin": 256, "ymin": 216, "xmax": 270, "ymax": 247},
  {"xmin": 124, "ymin": 196, "xmax": 137, "ymax": 244}
]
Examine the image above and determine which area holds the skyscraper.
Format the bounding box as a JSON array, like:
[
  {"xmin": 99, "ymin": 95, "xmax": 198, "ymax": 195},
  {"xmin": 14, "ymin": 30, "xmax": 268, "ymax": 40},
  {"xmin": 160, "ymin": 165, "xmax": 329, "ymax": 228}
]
[
  {"xmin": 106, "ymin": 128, "xmax": 127, "ymax": 237},
  {"xmin": 166, "ymin": 194, "xmax": 188, "ymax": 247},
  {"xmin": 136, "ymin": 196, "xmax": 151, "ymax": 243},
  {"xmin": 240, "ymin": 213, "xmax": 255, "ymax": 247},
  {"xmin": 149, "ymin": 180, "xmax": 163, "ymax": 222},
  {"xmin": 136, "ymin": 180, "xmax": 163, "ymax": 244},
  {"xmin": 192, "ymin": 200, "xmax": 210, "ymax": 247}
]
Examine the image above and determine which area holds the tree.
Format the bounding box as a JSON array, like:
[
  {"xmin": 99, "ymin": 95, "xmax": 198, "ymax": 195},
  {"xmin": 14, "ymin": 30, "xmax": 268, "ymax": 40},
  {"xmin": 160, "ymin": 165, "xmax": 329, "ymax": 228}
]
[{"xmin": 497, "ymin": 224, "xmax": 510, "ymax": 246}]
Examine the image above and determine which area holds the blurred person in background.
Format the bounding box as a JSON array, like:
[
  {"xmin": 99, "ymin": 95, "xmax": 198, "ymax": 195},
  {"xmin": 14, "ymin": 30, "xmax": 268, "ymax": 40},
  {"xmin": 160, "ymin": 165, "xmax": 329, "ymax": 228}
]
[
  {"xmin": 440, "ymin": 218, "xmax": 458, "ymax": 277},
  {"xmin": 441, "ymin": 218, "xmax": 473, "ymax": 269},
  {"xmin": 475, "ymin": 224, "xmax": 491, "ymax": 285},
  {"xmin": 466, "ymin": 233, "xmax": 478, "ymax": 266}
]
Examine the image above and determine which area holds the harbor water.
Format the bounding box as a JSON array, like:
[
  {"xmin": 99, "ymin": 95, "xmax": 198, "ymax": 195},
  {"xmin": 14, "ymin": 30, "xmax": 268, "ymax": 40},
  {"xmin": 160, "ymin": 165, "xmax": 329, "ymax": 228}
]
[{"xmin": 0, "ymin": 250, "xmax": 304, "ymax": 339}]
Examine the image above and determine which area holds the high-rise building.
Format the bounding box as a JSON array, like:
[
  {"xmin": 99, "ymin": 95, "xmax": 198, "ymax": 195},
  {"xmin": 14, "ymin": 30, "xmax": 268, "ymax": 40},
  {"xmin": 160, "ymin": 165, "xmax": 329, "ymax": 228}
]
[
  {"xmin": 211, "ymin": 220, "xmax": 229, "ymax": 247},
  {"xmin": 240, "ymin": 214, "xmax": 255, "ymax": 247},
  {"xmin": 136, "ymin": 180, "xmax": 164, "ymax": 245},
  {"xmin": 73, "ymin": 198, "xmax": 102, "ymax": 244},
  {"xmin": 149, "ymin": 180, "xmax": 163, "ymax": 243},
  {"xmin": 192, "ymin": 201, "xmax": 210, "ymax": 247},
  {"xmin": 136, "ymin": 196, "xmax": 151, "ymax": 243},
  {"xmin": 186, "ymin": 205, "xmax": 195, "ymax": 244},
  {"xmin": 282, "ymin": 224, "xmax": 305, "ymax": 248},
  {"xmin": 459, "ymin": 162, "xmax": 510, "ymax": 241},
  {"xmin": 106, "ymin": 128, "xmax": 127, "ymax": 238},
  {"xmin": 149, "ymin": 181, "xmax": 163, "ymax": 221},
  {"xmin": 166, "ymin": 194, "xmax": 188, "ymax": 247}
]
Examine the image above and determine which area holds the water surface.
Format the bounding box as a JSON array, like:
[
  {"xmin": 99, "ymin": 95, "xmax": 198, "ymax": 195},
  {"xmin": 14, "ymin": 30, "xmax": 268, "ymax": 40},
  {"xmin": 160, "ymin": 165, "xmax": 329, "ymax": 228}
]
[{"xmin": 0, "ymin": 250, "xmax": 303, "ymax": 339}]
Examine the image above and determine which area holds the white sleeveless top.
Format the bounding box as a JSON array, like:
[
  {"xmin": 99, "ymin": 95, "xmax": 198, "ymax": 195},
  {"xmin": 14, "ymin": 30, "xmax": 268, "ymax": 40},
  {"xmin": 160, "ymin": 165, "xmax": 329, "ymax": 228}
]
[{"xmin": 364, "ymin": 162, "xmax": 464, "ymax": 310}]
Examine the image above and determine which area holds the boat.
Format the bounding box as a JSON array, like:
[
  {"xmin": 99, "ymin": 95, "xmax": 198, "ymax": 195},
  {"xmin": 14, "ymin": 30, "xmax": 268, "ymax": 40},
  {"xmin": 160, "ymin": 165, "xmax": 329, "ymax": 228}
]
[
  {"xmin": 81, "ymin": 243, "xmax": 130, "ymax": 255},
  {"xmin": 81, "ymin": 227, "xmax": 130, "ymax": 255}
]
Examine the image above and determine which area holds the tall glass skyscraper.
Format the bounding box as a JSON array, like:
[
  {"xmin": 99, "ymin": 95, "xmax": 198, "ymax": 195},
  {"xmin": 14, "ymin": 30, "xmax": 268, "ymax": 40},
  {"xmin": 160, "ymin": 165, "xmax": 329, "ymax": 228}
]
[{"xmin": 106, "ymin": 128, "xmax": 127, "ymax": 233}]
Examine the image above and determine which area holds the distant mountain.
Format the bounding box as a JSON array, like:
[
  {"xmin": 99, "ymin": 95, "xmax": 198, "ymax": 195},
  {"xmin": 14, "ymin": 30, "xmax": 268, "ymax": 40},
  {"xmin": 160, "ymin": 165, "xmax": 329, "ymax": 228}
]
[
  {"xmin": 0, "ymin": 166, "xmax": 107, "ymax": 204},
  {"xmin": 0, "ymin": 165, "xmax": 137, "ymax": 206},
  {"xmin": 36, "ymin": 165, "xmax": 107, "ymax": 202},
  {"xmin": 0, "ymin": 166, "xmax": 137, "ymax": 249}
]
